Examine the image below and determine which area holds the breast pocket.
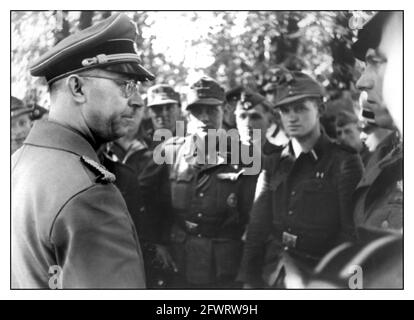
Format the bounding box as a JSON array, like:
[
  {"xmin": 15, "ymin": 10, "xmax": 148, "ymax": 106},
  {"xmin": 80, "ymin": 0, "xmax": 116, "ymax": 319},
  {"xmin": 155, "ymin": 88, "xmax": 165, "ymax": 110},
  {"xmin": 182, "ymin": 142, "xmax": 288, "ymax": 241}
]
[
  {"xmin": 215, "ymin": 178, "xmax": 239, "ymax": 211},
  {"xmin": 299, "ymin": 180, "xmax": 340, "ymax": 230},
  {"xmin": 170, "ymin": 169, "xmax": 194, "ymax": 210}
]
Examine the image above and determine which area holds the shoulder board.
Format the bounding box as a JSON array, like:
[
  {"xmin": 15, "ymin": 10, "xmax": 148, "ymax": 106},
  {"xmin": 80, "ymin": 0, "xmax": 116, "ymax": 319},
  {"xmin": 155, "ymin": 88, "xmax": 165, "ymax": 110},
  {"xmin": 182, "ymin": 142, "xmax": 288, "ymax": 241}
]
[{"xmin": 80, "ymin": 156, "xmax": 116, "ymax": 184}]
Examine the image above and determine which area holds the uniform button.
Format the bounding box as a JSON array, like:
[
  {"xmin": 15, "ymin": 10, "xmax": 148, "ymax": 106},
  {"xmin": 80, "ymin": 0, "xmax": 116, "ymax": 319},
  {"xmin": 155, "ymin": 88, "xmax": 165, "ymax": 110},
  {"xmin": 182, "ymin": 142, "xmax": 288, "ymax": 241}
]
[
  {"xmin": 197, "ymin": 234, "xmax": 202, "ymax": 238},
  {"xmin": 381, "ymin": 220, "xmax": 390, "ymax": 229},
  {"xmin": 197, "ymin": 213, "xmax": 203, "ymax": 218},
  {"xmin": 140, "ymin": 206, "xmax": 145, "ymax": 213},
  {"xmin": 199, "ymin": 193, "xmax": 204, "ymax": 198},
  {"xmin": 284, "ymin": 246, "xmax": 289, "ymax": 251},
  {"xmin": 291, "ymin": 191, "xmax": 296, "ymax": 196},
  {"xmin": 287, "ymin": 228, "xmax": 292, "ymax": 232},
  {"xmin": 288, "ymin": 210, "xmax": 293, "ymax": 216}
]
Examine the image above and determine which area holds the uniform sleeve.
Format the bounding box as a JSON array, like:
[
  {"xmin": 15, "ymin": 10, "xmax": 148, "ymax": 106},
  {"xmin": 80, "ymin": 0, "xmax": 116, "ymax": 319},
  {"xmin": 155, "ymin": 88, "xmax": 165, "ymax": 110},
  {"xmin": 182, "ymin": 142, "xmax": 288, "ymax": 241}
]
[
  {"xmin": 237, "ymin": 169, "xmax": 273, "ymax": 286},
  {"xmin": 138, "ymin": 156, "xmax": 173, "ymax": 244},
  {"xmin": 50, "ymin": 183, "xmax": 146, "ymax": 289},
  {"xmin": 335, "ymin": 152, "xmax": 364, "ymax": 243}
]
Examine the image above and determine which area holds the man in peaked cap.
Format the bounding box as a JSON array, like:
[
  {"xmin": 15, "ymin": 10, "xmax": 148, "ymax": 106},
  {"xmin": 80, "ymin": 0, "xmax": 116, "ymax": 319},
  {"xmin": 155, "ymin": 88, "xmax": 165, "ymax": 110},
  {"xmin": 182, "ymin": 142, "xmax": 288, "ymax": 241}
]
[
  {"xmin": 146, "ymin": 84, "xmax": 182, "ymax": 141},
  {"xmin": 234, "ymin": 87, "xmax": 272, "ymax": 148},
  {"xmin": 352, "ymin": 11, "xmax": 403, "ymax": 233},
  {"xmin": 238, "ymin": 69, "xmax": 363, "ymax": 288},
  {"xmin": 12, "ymin": 13, "xmax": 154, "ymax": 288},
  {"xmin": 139, "ymin": 76, "xmax": 258, "ymax": 288},
  {"xmin": 305, "ymin": 12, "xmax": 403, "ymax": 289}
]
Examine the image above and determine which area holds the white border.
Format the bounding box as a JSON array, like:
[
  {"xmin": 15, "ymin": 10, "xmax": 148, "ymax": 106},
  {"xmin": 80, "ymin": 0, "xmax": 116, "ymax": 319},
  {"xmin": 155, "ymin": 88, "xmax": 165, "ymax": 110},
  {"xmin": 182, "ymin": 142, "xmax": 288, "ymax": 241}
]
[{"xmin": 3, "ymin": 0, "xmax": 413, "ymax": 300}]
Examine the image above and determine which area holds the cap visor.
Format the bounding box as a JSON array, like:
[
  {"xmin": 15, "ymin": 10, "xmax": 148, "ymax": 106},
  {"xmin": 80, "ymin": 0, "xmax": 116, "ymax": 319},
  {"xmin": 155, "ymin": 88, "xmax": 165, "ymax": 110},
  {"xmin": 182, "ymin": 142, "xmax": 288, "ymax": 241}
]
[
  {"xmin": 275, "ymin": 94, "xmax": 321, "ymax": 108},
  {"xmin": 148, "ymin": 99, "xmax": 179, "ymax": 107},
  {"xmin": 104, "ymin": 61, "xmax": 155, "ymax": 81},
  {"xmin": 187, "ymin": 98, "xmax": 223, "ymax": 109}
]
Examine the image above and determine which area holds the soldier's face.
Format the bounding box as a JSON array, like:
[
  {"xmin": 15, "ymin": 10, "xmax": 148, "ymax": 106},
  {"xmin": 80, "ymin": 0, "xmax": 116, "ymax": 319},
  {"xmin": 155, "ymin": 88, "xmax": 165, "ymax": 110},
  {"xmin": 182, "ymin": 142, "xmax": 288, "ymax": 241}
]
[
  {"xmin": 82, "ymin": 71, "xmax": 144, "ymax": 142},
  {"xmin": 279, "ymin": 99, "xmax": 320, "ymax": 139},
  {"xmin": 188, "ymin": 104, "xmax": 223, "ymax": 131},
  {"xmin": 381, "ymin": 12, "xmax": 403, "ymax": 132},
  {"xmin": 124, "ymin": 104, "xmax": 145, "ymax": 139},
  {"xmin": 149, "ymin": 103, "xmax": 179, "ymax": 132},
  {"xmin": 336, "ymin": 123, "xmax": 363, "ymax": 151},
  {"xmin": 356, "ymin": 48, "xmax": 394, "ymax": 130},
  {"xmin": 11, "ymin": 113, "xmax": 32, "ymax": 154},
  {"xmin": 235, "ymin": 103, "xmax": 270, "ymax": 145}
]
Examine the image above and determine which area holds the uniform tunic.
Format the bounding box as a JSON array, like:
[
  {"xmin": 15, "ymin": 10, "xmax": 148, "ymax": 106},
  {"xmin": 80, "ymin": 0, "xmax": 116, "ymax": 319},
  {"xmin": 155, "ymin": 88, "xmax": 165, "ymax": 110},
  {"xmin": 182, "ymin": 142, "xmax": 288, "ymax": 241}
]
[
  {"xmin": 12, "ymin": 120, "xmax": 145, "ymax": 288},
  {"xmin": 353, "ymin": 132, "xmax": 403, "ymax": 232},
  {"xmin": 140, "ymin": 135, "xmax": 259, "ymax": 287},
  {"xmin": 238, "ymin": 133, "xmax": 363, "ymax": 287}
]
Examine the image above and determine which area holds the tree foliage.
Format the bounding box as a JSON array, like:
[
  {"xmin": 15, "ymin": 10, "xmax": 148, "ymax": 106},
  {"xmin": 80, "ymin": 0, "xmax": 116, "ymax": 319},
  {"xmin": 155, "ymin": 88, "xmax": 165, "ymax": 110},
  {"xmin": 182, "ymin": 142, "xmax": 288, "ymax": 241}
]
[{"xmin": 11, "ymin": 10, "xmax": 374, "ymax": 108}]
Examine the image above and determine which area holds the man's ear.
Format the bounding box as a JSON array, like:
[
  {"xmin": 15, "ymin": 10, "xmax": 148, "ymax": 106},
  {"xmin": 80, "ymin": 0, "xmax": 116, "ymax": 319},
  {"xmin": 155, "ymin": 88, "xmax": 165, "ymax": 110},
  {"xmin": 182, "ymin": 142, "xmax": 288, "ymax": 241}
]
[{"xmin": 66, "ymin": 75, "xmax": 86, "ymax": 103}]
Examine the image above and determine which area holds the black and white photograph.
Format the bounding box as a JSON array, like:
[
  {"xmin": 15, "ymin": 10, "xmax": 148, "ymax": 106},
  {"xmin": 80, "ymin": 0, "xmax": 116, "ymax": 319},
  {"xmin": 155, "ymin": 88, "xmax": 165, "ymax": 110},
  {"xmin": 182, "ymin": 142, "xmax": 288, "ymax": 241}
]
[{"xmin": 8, "ymin": 6, "xmax": 406, "ymax": 301}]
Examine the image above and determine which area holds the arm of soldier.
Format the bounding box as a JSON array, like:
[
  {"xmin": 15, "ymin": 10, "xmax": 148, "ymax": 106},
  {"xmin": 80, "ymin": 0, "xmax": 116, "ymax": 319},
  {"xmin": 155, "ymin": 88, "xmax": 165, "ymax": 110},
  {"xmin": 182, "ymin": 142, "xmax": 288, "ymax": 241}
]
[
  {"xmin": 335, "ymin": 152, "xmax": 364, "ymax": 243},
  {"xmin": 237, "ymin": 169, "xmax": 273, "ymax": 287},
  {"xmin": 50, "ymin": 184, "xmax": 146, "ymax": 289},
  {"xmin": 139, "ymin": 157, "xmax": 173, "ymax": 245},
  {"xmin": 238, "ymin": 174, "xmax": 259, "ymax": 224}
]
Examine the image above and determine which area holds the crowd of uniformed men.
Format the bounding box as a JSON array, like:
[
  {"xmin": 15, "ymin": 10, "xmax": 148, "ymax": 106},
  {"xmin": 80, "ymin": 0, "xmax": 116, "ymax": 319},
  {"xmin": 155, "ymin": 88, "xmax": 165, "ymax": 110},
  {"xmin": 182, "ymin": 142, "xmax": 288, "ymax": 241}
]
[{"xmin": 11, "ymin": 11, "xmax": 402, "ymax": 289}]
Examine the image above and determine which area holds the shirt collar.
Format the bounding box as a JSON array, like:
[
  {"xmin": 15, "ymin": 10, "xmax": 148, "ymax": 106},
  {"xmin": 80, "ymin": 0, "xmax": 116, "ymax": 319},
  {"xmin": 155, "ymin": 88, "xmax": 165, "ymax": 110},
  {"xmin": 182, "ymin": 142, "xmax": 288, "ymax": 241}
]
[{"xmin": 281, "ymin": 132, "xmax": 329, "ymax": 162}]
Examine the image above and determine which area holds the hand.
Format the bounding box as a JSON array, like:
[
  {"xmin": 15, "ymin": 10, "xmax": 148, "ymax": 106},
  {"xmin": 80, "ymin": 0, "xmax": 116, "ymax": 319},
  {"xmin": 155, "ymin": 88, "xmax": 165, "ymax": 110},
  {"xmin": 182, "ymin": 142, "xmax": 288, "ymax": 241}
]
[{"xmin": 154, "ymin": 244, "xmax": 178, "ymax": 272}]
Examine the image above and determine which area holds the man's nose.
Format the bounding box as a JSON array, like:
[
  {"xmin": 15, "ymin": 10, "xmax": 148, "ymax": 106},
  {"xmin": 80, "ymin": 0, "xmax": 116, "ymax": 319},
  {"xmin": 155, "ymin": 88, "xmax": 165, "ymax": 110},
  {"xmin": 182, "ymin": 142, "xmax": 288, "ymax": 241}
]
[
  {"xmin": 128, "ymin": 91, "xmax": 144, "ymax": 109},
  {"xmin": 161, "ymin": 107, "xmax": 170, "ymax": 117},
  {"xmin": 198, "ymin": 110, "xmax": 210, "ymax": 122},
  {"xmin": 286, "ymin": 110, "xmax": 298, "ymax": 121},
  {"xmin": 356, "ymin": 69, "xmax": 374, "ymax": 92}
]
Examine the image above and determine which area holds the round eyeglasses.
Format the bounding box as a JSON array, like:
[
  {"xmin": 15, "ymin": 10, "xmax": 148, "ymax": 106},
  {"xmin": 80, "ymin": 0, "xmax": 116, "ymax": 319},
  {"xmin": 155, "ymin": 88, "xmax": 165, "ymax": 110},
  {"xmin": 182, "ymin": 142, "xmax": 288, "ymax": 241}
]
[{"xmin": 79, "ymin": 75, "xmax": 140, "ymax": 99}]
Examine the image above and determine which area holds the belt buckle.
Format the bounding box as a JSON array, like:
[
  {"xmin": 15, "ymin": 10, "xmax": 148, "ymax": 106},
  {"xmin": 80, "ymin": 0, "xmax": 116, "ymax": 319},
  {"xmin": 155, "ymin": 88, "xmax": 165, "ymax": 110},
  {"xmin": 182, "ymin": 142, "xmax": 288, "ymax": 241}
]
[{"xmin": 282, "ymin": 231, "xmax": 297, "ymax": 249}]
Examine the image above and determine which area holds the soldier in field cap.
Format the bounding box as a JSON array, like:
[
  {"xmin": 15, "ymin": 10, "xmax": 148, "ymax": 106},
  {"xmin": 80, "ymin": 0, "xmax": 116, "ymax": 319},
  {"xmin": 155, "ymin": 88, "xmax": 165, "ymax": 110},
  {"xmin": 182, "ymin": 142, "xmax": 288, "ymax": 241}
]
[
  {"xmin": 12, "ymin": 13, "xmax": 154, "ymax": 288},
  {"xmin": 140, "ymin": 76, "xmax": 258, "ymax": 288},
  {"xmin": 238, "ymin": 68, "xmax": 363, "ymax": 288},
  {"xmin": 147, "ymin": 84, "xmax": 182, "ymax": 139},
  {"xmin": 11, "ymin": 96, "xmax": 49, "ymax": 154},
  {"xmin": 11, "ymin": 96, "xmax": 33, "ymax": 154}
]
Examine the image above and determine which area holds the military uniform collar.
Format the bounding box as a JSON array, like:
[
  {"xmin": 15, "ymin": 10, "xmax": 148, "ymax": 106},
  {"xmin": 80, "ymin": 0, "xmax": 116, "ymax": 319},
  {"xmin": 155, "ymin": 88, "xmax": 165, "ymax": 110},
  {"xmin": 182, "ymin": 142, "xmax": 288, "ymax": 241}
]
[
  {"xmin": 24, "ymin": 120, "xmax": 100, "ymax": 163},
  {"xmin": 281, "ymin": 132, "xmax": 329, "ymax": 162}
]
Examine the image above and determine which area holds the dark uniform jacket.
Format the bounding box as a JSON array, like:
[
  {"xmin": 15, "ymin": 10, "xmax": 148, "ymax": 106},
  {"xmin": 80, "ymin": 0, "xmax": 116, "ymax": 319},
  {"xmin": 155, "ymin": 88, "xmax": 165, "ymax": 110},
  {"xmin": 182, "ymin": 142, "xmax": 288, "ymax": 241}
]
[
  {"xmin": 360, "ymin": 143, "xmax": 372, "ymax": 167},
  {"xmin": 108, "ymin": 139, "xmax": 152, "ymax": 174},
  {"xmin": 238, "ymin": 133, "xmax": 363, "ymax": 286},
  {"xmin": 139, "ymin": 135, "xmax": 259, "ymax": 285},
  {"xmin": 353, "ymin": 132, "xmax": 403, "ymax": 231},
  {"xmin": 12, "ymin": 120, "xmax": 146, "ymax": 288},
  {"xmin": 103, "ymin": 140, "xmax": 152, "ymax": 238}
]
